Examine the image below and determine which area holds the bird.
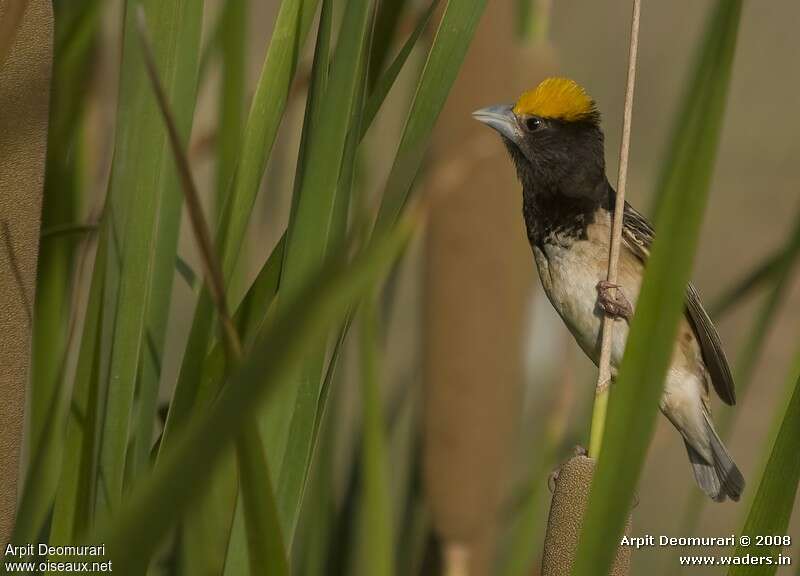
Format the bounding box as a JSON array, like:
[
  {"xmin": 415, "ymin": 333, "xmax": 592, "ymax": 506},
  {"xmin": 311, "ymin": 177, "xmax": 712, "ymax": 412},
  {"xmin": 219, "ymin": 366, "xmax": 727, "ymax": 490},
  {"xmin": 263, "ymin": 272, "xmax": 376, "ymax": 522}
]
[{"xmin": 472, "ymin": 77, "xmax": 744, "ymax": 502}]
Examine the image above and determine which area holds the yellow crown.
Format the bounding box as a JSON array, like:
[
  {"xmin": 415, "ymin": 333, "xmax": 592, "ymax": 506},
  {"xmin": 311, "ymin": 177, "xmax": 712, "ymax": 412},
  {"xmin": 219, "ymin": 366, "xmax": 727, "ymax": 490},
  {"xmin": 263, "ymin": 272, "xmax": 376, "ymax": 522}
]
[{"xmin": 513, "ymin": 77, "xmax": 597, "ymax": 122}]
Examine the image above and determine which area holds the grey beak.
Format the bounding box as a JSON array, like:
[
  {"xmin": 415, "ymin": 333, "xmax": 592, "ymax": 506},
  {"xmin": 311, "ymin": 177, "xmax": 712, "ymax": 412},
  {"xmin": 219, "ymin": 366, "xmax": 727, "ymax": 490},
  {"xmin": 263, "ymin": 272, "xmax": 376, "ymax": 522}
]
[{"xmin": 472, "ymin": 104, "xmax": 518, "ymax": 141}]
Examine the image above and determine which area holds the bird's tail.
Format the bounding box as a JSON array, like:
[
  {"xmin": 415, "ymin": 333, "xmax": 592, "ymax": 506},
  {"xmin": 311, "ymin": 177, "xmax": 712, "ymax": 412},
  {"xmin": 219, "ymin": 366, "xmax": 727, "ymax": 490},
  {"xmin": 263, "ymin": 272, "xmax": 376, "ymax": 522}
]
[{"xmin": 684, "ymin": 413, "xmax": 745, "ymax": 502}]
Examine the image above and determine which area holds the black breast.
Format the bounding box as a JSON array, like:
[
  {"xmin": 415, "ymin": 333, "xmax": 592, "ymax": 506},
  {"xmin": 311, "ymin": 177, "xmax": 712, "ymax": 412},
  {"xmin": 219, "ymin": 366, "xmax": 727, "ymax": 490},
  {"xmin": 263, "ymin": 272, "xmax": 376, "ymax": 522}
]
[{"xmin": 523, "ymin": 191, "xmax": 602, "ymax": 250}]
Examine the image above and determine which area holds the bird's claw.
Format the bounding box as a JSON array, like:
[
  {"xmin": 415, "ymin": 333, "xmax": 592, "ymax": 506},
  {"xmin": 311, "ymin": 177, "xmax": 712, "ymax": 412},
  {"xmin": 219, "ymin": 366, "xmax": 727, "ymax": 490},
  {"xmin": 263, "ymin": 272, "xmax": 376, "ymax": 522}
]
[{"xmin": 596, "ymin": 280, "xmax": 633, "ymax": 321}]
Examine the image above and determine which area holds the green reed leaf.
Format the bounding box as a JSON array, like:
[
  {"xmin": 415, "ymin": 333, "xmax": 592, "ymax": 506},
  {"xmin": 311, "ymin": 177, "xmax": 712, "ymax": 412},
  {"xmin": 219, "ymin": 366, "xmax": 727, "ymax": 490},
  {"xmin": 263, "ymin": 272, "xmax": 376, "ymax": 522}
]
[
  {"xmin": 96, "ymin": 207, "xmax": 418, "ymax": 573},
  {"xmin": 92, "ymin": 0, "xmax": 203, "ymax": 519},
  {"xmin": 728, "ymin": 354, "xmax": 800, "ymax": 576},
  {"xmin": 374, "ymin": 0, "xmax": 488, "ymax": 233},
  {"xmin": 357, "ymin": 291, "xmax": 395, "ymax": 576}
]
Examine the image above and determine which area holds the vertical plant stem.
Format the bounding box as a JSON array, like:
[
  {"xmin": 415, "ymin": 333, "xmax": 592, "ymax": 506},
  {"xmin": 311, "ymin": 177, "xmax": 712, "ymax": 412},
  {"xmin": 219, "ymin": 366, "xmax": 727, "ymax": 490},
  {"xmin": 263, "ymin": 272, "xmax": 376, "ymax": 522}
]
[{"xmin": 589, "ymin": 0, "xmax": 641, "ymax": 459}]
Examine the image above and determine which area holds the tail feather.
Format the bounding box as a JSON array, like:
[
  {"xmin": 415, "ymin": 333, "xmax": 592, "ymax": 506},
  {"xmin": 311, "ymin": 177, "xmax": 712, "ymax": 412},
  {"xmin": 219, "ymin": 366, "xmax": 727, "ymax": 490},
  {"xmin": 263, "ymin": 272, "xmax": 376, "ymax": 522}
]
[
  {"xmin": 703, "ymin": 413, "xmax": 745, "ymax": 502},
  {"xmin": 683, "ymin": 414, "xmax": 744, "ymax": 502},
  {"xmin": 685, "ymin": 440, "xmax": 724, "ymax": 502}
]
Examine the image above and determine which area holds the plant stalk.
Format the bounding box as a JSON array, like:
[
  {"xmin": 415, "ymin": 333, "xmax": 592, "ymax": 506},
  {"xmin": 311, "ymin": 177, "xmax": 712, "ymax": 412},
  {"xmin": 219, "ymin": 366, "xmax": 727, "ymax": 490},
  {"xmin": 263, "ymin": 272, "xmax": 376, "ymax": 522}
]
[{"xmin": 589, "ymin": 0, "xmax": 642, "ymax": 459}]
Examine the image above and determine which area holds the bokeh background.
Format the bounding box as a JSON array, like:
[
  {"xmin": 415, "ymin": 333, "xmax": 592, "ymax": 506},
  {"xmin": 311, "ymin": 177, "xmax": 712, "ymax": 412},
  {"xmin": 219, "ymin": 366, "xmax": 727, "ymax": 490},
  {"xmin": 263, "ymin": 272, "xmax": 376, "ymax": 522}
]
[{"xmin": 14, "ymin": 0, "xmax": 800, "ymax": 574}]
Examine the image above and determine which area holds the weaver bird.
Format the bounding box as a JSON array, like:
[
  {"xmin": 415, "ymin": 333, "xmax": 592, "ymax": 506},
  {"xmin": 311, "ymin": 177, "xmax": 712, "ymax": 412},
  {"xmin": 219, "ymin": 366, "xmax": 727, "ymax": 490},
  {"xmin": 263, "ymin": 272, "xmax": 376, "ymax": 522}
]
[{"xmin": 473, "ymin": 77, "xmax": 744, "ymax": 502}]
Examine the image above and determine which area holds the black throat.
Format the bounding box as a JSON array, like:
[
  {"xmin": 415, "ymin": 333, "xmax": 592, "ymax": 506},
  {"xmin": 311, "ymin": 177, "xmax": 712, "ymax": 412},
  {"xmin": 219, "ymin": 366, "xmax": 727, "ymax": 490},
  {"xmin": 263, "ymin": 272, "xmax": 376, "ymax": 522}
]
[
  {"xmin": 503, "ymin": 137, "xmax": 611, "ymax": 250},
  {"xmin": 522, "ymin": 187, "xmax": 608, "ymax": 250}
]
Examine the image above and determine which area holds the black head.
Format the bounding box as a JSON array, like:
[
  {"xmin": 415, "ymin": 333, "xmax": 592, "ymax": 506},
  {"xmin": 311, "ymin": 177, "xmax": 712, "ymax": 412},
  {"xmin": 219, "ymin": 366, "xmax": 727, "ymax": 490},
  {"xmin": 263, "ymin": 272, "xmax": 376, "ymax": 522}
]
[{"xmin": 473, "ymin": 78, "xmax": 607, "ymax": 201}]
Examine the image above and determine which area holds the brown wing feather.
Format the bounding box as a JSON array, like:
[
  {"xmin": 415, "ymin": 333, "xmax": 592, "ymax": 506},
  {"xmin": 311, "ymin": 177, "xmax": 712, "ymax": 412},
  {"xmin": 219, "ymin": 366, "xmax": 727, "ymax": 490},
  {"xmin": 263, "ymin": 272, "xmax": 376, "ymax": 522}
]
[{"xmin": 621, "ymin": 201, "xmax": 736, "ymax": 406}]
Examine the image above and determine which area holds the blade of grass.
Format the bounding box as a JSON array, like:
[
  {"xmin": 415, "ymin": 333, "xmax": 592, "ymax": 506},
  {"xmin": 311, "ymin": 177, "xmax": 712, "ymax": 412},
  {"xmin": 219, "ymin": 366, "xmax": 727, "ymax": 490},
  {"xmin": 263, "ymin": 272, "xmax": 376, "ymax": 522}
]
[
  {"xmin": 216, "ymin": 0, "xmax": 247, "ymax": 216},
  {"xmin": 185, "ymin": 0, "xmax": 469, "ymax": 563},
  {"xmin": 222, "ymin": 1, "xmax": 336, "ymax": 569},
  {"xmin": 572, "ymin": 2, "xmax": 742, "ymax": 575},
  {"xmin": 219, "ymin": 2, "xmax": 372, "ymax": 573},
  {"xmin": 137, "ymin": 13, "xmax": 291, "ymax": 572},
  {"xmin": 196, "ymin": 0, "xmax": 440, "ymax": 423},
  {"xmin": 286, "ymin": 3, "xmax": 433, "ymax": 501},
  {"xmin": 181, "ymin": 0, "xmax": 436, "ymax": 560},
  {"xmin": 240, "ymin": 1, "xmax": 490, "ymax": 555},
  {"xmin": 136, "ymin": 6, "xmax": 238, "ymax": 361},
  {"xmin": 47, "ymin": 229, "xmax": 107, "ymax": 546},
  {"xmin": 358, "ymin": 290, "xmax": 395, "ymax": 576},
  {"xmin": 278, "ymin": 0, "xmax": 334, "ymax": 255},
  {"xmin": 13, "ymin": 230, "xmax": 104, "ymax": 550},
  {"xmin": 237, "ymin": 425, "xmax": 289, "ymax": 576},
  {"xmin": 19, "ymin": 0, "xmax": 100, "ymax": 548},
  {"xmin": 127, "ymin": 0, "xmax": 204, "ymax": 482},
  {"xmin": 30, "ymin": 0, "xmax": 101, "ymax": 459},
  {"xmin": 216, "ymin": 0, "xmax": 319, "ymax": 284},
  {"xmin": 229, "ymin": 300, "xmax": 350, "ymax": 574},
  {"xmin": 289, "ymin": 11, "xmax": 492, "ymax": 539},
  {"xmin": 92, "ymin": 0, "xmax": 204, "ymax": 519},
  {"xmin": 272, "ymin": 0, "xmax": 488, "ymax": 547},
  {"xmin": 670, "ymin": 208, "xmax": 800, "ymax": 572},
  {"xmin": 373, "ymin": 0, "xmax": 488, "ymax": 233},
  {"xmin": 157, "ymin": 3, "xmax": 318, "ymax": 568},
  {"xmin": 265, "ymin": 0, "xmax": 375, "ymax": 544},
  {"xmin": 175, "ymin": 240, "xmax": 282, "ymax": 576},
  {"xmin": 728, "ymin": 352, "xmax": 800, "ymax": 576},
  {"xmin": 197, "ymin": 235, "xmax": 287, "ymax": 419},
  {"xmin": 193, "ymin": 0, "xmax": 434, "ymax": 430},
  {"xmin": 367, "ymin": 0, "xmax": 409, "ymax": 89},
  {"xmin": 96, "ymin": 203, "xmax": 420, "ymax": 572},
  {"xmin": 361, "ymin": 0, "xmax": 440, "ymax": 140},
  {"xmin": 388, "ymin": 378, "xmax": 424, "ymax": 572},
  {"xmin": 293, "ymin": 371, "xmax": 339, "ymax": 576},
  {"xmin": 160, "ymin": 0, "xmax": 319, "ymax": 457}
]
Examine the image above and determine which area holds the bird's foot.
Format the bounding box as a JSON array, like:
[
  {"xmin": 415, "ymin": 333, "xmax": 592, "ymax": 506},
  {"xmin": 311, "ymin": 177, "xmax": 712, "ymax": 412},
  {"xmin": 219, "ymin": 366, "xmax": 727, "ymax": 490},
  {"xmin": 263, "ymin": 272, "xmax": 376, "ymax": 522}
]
[{"xmin": 596, "ymin": 280, "xmax": 633, "ymax": 321}]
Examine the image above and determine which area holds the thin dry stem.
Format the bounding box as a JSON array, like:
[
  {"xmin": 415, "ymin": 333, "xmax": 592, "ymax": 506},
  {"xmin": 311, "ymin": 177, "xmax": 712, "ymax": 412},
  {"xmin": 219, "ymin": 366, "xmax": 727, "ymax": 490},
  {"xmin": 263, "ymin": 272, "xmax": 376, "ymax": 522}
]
[{"xmin": 590, "ymin": 0, "xmax": 641, "ymax": 459}]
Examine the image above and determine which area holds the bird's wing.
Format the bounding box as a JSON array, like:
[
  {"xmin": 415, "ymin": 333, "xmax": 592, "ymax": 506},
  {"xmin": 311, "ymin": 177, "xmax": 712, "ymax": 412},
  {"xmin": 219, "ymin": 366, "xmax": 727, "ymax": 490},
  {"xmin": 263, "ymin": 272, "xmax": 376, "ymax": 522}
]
[{"xmin": 621, "ymin": 201, "xmax": 737, "ymax": 406}]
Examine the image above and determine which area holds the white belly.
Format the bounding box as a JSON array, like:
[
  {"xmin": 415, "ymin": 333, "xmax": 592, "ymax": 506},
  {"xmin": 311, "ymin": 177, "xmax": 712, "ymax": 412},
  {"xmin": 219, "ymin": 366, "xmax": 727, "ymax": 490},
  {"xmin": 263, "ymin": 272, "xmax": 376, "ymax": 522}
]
[
  {"xmin": 531, "ymin": 231, "xmax": 710, "ymax": 452},
  {"xmin": 533, "ymin": 239, "xmax": 643, "ymax": 371}
]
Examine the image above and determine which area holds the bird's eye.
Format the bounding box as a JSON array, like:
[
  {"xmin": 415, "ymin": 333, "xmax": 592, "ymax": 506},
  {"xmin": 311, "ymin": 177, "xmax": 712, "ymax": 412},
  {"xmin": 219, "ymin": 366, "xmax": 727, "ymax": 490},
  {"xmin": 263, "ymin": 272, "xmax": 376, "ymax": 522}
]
[{"xmin": 524, "ymin": 116, "xmax": 542, "ymax": 132}]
